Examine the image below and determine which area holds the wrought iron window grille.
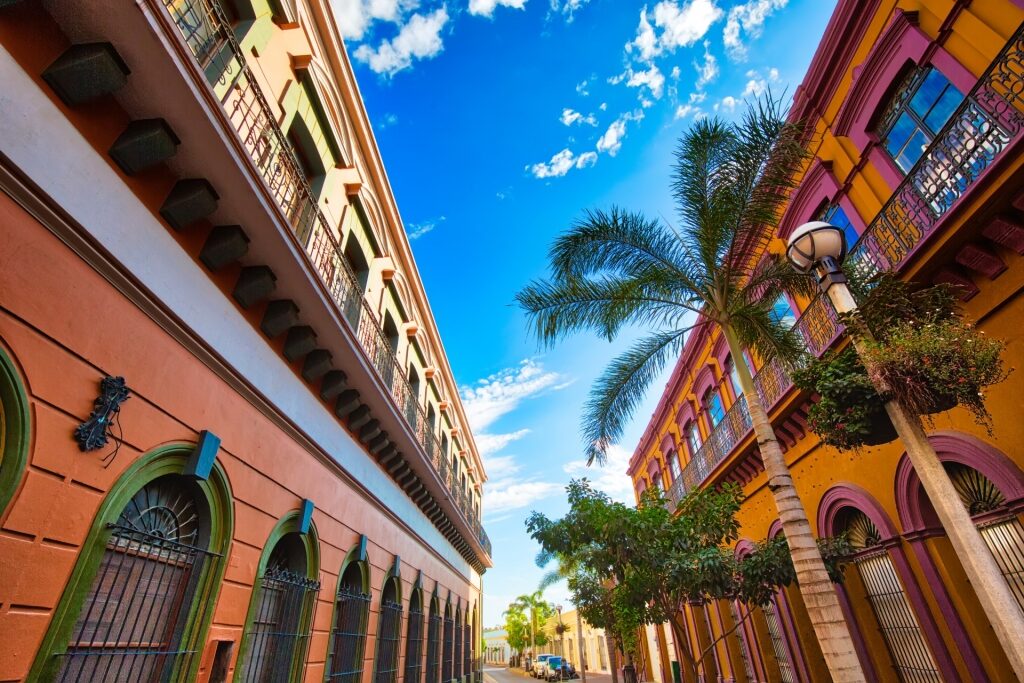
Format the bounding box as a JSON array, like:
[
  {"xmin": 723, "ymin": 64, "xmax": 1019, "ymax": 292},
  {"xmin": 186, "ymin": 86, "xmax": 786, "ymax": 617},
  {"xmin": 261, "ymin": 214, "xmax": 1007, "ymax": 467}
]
[
  {"xmin": 327, "ymin": 585, "xmax": 372, "ymax": 682},
  {"xmin": 240, "ymin": 565, "xmax": 321, "ymax": 682},
  {"xmin": 373, "ymin": 599, "xmax": 404, "ymax": 683}
]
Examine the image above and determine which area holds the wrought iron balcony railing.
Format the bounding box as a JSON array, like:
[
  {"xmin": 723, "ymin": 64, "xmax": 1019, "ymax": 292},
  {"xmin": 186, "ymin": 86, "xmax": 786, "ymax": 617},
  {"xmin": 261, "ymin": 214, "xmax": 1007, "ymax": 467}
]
[
  {"xmin": 669, "ymin": 25, "xmax": 1024, "ymax": 507},
  {"xmin": 162, "ymin": 0, "xmax": 490, "ymax": 557}
]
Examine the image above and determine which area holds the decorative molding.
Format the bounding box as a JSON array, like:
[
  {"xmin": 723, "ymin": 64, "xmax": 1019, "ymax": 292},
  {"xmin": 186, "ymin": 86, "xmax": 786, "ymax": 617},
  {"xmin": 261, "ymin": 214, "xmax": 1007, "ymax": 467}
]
[{"xmin": 777, "ymin": 160, "xmax": 838, "ymax": 239}]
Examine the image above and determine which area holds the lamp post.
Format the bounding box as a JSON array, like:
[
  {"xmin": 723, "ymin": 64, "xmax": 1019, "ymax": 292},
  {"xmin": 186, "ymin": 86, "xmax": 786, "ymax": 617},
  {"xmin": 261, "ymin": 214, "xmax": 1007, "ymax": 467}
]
[
  {"xmin": 787, "ymin": 222, "xmax": 1024, "ymax": 680},
  {"xmin": 556, "ymin": 605, "xmax": 565, "ymax": 659}
]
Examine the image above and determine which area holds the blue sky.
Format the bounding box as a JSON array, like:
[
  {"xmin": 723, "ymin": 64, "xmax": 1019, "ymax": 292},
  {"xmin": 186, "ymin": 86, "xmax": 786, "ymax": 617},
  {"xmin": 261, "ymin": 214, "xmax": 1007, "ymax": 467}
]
[{"xmin": 335, "ymin": 0, "xmax": 837, "ymax": 626}]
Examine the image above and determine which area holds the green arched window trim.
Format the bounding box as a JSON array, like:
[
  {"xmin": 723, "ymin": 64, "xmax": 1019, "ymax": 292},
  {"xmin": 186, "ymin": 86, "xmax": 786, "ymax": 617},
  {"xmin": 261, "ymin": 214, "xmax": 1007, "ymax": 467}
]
[
  {"xmin": 0, "ymin": 344, "xmax": 30, "ymax": 517},
  {"xmin": 325, "ymin": 536, "xmax": 373, "ymax": 675},
  {"xmin": 371, "ymin": 558, "xmax": 405, "ymax": 681},
  {"xmin": 234, "ymin": 508, "xmax": 321, "ymax": 683},
  {"xmin": 28, "ymin": 442, "xmax": 234, "ymax": 681}
]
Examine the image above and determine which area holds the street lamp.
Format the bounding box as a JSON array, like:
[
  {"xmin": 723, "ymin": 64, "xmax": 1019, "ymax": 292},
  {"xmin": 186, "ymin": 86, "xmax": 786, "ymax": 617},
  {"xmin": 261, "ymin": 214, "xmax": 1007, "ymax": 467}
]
[
  {"xmin": 787, "ymin": 221, "xmax": 1024, "ymax": 681},
  {"xmin": 556, "ymin": 605, "xmax": 564, "ymax": 659}
]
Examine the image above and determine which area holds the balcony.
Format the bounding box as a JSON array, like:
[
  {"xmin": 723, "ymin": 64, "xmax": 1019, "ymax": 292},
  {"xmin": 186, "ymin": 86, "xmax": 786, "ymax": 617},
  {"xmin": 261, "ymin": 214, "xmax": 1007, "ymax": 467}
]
[
  {"xmin": 669, "ymin": 25, "xmax": 1024, "ymax": 508},
  {"xmin": 161, "ymin": 0, "xmax": 490, "ymax": 557}
]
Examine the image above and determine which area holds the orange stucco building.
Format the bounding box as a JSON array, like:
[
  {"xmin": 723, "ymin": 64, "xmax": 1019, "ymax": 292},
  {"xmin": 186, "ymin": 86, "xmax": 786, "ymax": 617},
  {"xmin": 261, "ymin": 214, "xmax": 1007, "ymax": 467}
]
[
  {"xmin": 0, "ymin": 1, "xmax": 490, "ymax": 681},
  {"xmin": 627, "ymin": 2, "xmax": 1024, "ymax": 682}
]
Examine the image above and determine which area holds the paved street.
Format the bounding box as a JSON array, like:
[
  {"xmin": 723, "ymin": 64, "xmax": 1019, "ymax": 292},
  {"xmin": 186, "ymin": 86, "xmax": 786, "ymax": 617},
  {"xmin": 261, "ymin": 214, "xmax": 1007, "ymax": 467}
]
[{"xmin": 483, "ymin": 665, "xmax": 614, "ymax": 683}]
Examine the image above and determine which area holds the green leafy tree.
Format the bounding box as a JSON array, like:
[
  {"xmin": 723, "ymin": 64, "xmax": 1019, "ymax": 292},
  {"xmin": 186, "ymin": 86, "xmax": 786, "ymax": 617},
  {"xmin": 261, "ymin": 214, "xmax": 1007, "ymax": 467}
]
[
  {"xmin": 509, "ymin": 590, "xmax": 554, "ymax": 656},
  {"xmin": 516, "ymin": 95, "xmax": 866, "ymax": 681},
  {"xmin": 503, "ymin": 602, "xmax": 530, "ymax": 659},
  {"xmin": 527, "ymin": 480, "xmax": 850, "ymax": 681}
]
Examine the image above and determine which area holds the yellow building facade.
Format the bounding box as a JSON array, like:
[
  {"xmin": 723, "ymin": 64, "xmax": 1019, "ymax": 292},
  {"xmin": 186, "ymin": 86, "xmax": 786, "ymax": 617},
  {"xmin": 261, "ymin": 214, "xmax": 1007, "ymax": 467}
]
[{"xmin": 627, "ymin": 1, "xmax": 1024, "ymax": 682}]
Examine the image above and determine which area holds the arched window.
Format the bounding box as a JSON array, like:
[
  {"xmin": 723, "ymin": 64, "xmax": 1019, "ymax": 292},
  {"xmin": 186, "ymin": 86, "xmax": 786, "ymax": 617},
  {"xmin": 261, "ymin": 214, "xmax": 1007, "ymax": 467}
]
[
  {"xmin": 463, "ymin": 608, "xmax": 472, "ymax": 682},
  {"xmin": 684, "ymin": 421, "xmax": 701, "ymax": 457},
  {"xmin": 876, "ymin": 66, "xmax": 963, "ymax": 175},
  {"xmin": 453, "ymin": 604, "xmax": 463, "ymax": 681},
  {"xmin": 373, "ymin": 565, "xmax": 404, "ymax": 683},
  {"xmin": 760, "ymin": 597, "xmax": 796, "ymax": 683},
  {"xmin": 666, "ymin": 449, "xmax": 681, "ymax": 481},
  {"xmin": 442, "ymin": 601, "xmax": 454, "ymax": 683},
  {"xmin": 729, "ymin": 601, "xmax": 760, "ymax": 683},
  {"xmin": 327, "ymin": 541, "xmax": 372, "ymax": 683},
  {"xmin": 31, "ymin": 446, "xmax": 232, "ymax": 681},
  {"xmin": 945, "ymin": 463, "xmax": 1024, "ymax": 611},
  {"xmin": 0, "ymin": 345, "xmax": 29, "ymax": 516},
  {"xmin": 240, "ymin": 528, "xmax": 321, "ymax": 682},
  {"xmin": 702, "ymin": 387, "xmax": 725, "ymax": 430},
  {"xmin": 408, "ymin": 366, "xmax": 422, "ymax": 428},
  {"xmin": 426, "ymin": 592, "xmax": 442, "ymax": 683},
  {"xmin": 405, "ymin": 585, "xmax": 425, "ymax": 683},
  {"xmin": 839, "ymin": 509, "xmax": 940, "ymax": 681}
]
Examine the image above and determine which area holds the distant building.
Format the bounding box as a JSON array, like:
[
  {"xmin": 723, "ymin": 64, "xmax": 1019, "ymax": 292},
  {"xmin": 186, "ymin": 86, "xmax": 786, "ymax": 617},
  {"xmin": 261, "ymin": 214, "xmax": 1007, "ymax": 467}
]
[
  {"xmin": 0, "ymin": 0, "xmax": 489, "ymax": 681},
  {"xmin": 542, "ymin": 608, "xmax": 612, "ymax": 674},
  {"xmin": 627, "ymin": 1, "xmax": 1024, "ymax": 682},
  {"xmin": 483, "ymin": 628, "xmax": 511, "ymax": 665}
]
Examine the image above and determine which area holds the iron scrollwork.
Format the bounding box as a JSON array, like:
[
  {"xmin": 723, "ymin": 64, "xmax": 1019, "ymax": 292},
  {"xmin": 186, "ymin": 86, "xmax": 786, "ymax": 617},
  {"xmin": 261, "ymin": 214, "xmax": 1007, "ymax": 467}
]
[{"xmin": 74, "ymin": 376, "xmax": 130, "ymax": 452}]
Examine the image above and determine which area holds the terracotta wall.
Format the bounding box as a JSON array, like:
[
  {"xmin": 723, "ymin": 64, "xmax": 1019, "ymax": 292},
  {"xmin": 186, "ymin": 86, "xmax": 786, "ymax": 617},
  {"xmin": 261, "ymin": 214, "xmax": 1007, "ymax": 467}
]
[{"xmin": 0, "ymin": 191, "xmax": 478, "ymax": 680}]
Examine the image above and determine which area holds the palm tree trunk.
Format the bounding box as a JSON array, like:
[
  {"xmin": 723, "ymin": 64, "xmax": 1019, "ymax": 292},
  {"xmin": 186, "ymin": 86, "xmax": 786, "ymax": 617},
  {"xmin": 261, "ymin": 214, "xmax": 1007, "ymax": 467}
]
[{"xmin": 722, "ymin": 325, "xmax": 865, "ymax": 682}]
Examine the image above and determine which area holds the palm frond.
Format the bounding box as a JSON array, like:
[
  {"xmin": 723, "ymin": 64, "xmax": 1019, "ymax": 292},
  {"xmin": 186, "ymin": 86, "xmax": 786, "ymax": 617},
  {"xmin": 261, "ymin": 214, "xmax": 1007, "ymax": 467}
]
[
  {"xmin": 550, "ymin": 207, "xmax": 697, "ymax": 286},
  {"xmin": 583, "ymin": 329, "xmax": 691, "ymax": 465},
  {"xmin": 516, "ymin": 274, "xmax": 702, "ymax": 346}
]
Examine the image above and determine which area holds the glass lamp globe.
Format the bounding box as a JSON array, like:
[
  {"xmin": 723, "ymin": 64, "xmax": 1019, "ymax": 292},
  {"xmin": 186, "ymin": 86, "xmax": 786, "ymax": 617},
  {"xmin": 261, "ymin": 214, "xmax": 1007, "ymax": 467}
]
[{"xmin": 786, "ymin": 221, "xmax": 847, "ymax": 273}]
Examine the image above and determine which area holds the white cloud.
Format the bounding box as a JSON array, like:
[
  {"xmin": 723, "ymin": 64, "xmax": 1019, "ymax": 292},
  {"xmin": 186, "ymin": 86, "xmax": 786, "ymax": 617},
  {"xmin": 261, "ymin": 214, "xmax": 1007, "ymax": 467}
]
[
  {"xmin": 485, "ymin": 479, "xmax": 563, "ymax": 515},
  {"xmin": 469, "ymin": 0, "xmax": 527, "ymax": 17},
  {"xmin": 576, "ymin": 79, "xmax": 591, "ymax": 96},
  {"xmin": 717, "ymin": 95, "xmax": 738, "ymax": 112},
  {"xmin": 353, "ymin": 6, "xmax": 448, "ymax": 76},
  {"xmin": 461, "ymin": 359, "xmax": 570, "ymax": 431},
  {"xmin": 599, "ymin": 102, "xmax": 608, "ymax": 111},
  {"xmin": 674, "ymin": 103, "xmax": 697, "ymax": 119},
  {"xmin": 476, "ymin": 429, "xmax": 531, "ymax": 457},
  {"xmin": 377, "ymin": 112, "xmax": 399, "ymax": 129},
  {"xmin": 331, "ymin": 0, "xmax": 420, "ymax": 40},
  {"xmin": 741, "ymin": 67, "xmax": 780, "ymax": 98},
  {"xmin": 560, "ymin": 108, "xmax": 598, "ymax": 126},
  {"xmin": 596, "ymin": 111, "xmax": 643, "ymax": 157},
  {"xmin": 629, "ymin": 0, "xmax": 722, "ymax": 60},
  {"xmin": 406, "ymin": 215, "xmax": 445, "ymax": 240},
  {"xmin": 563, "ymin": 443, "xmax": 635, "ymax": 503},
  {"xmin": 694, "ymin": 40, "xmax": 718, "ymax": 88},
  {"xmin": 527, "ymin": 148, "xmax": 598, "ymax": 178},
  {"xmin": 653, "ymin": 0, "xmax": 723, "ymax": 51},
  {"xmin": 723, "ymin": 0, "xmax": 787, "ymax": 60},
  {"xmin": 629, "ymin": 6, "xmax": 660, "ymax": 60},
  {"xmin": 550, "ymin": 0, "xmax": 592, "ymax": 22},
  {"xmin": 625, "ymin": 63, "xmax": 665, "ymax": 99},
  {"xmin": 670, "ymin": 66, "xmax": 681, "ymax": 80}
]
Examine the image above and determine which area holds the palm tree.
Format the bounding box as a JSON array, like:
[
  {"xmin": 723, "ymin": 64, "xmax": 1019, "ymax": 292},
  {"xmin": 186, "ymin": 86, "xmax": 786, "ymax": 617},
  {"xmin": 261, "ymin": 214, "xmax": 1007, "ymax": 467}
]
[{"xmin": 516, "ymin": 96, "xmax": 866, "ymax": 682}]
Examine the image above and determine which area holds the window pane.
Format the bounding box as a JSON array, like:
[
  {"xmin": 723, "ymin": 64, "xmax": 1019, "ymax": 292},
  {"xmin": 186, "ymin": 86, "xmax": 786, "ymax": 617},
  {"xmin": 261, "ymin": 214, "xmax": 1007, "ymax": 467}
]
[
  {"xmin": 686, "ymin": 423, "xmax": 701, "ymax": 455},
  {"xmin": 885, "ymin": 111, "xmax": 918, "ymax": 158},
  {"xmin": 705, "ymin": 390, "xmax": 725, "ymax": 428},
  {"xmin": 769, "ymin": 295, "xmax": 797, "ymax": 329},
  {"xmin": 896, "ymin": 129, "xmax": 930, "ymax": 174},
  {"xmin": 822, "ymin": 204, "xmax": 859, "ymax": 251},
  {"xmin": 909, "ymin": 69, "xmax": 949, "ymax": 119},
  {"xmin": 923, "ymin": 85, "xmax": 963, "ymax": 132}
]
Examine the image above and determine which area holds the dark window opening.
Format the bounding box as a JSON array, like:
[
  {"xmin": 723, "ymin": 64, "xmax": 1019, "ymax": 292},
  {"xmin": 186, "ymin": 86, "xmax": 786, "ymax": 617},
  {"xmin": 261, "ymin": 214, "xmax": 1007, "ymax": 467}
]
[{"xmin": 328, "ymin": 563, "xmax": 371, "ymax": 682}]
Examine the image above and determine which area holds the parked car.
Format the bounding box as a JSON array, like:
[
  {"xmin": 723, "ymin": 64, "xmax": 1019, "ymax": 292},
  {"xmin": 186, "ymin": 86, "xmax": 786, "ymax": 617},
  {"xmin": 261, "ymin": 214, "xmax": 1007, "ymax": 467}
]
[
  {"xmin": 543, "ymin": 656, "xmax": 580, "ymax": 681},
  {"xmin": 531, "ymin": 654, "xmax": 554, "ymax": 677}
]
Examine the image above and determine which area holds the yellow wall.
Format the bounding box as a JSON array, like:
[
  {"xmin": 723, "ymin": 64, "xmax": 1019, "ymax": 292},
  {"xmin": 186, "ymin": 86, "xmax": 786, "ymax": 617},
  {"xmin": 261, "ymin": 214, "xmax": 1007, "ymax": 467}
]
[{"xmin": 628, "ymin": 1, "xmax": 1024, "ymax": 681}]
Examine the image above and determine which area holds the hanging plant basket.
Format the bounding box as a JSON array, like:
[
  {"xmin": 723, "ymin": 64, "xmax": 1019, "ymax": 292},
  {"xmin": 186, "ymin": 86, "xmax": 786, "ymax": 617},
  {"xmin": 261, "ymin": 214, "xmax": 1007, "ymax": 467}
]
[
  {"xmin": 793, "ymin": 348, "xmax": 896, "ymax": 451},
  {"xmin": 843, "ymin": 275, "xmax": 1010, "ymax": 431},
  {"xmin": 862, "ymin": 408, "xmax": 898, "ymax": 446}
]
